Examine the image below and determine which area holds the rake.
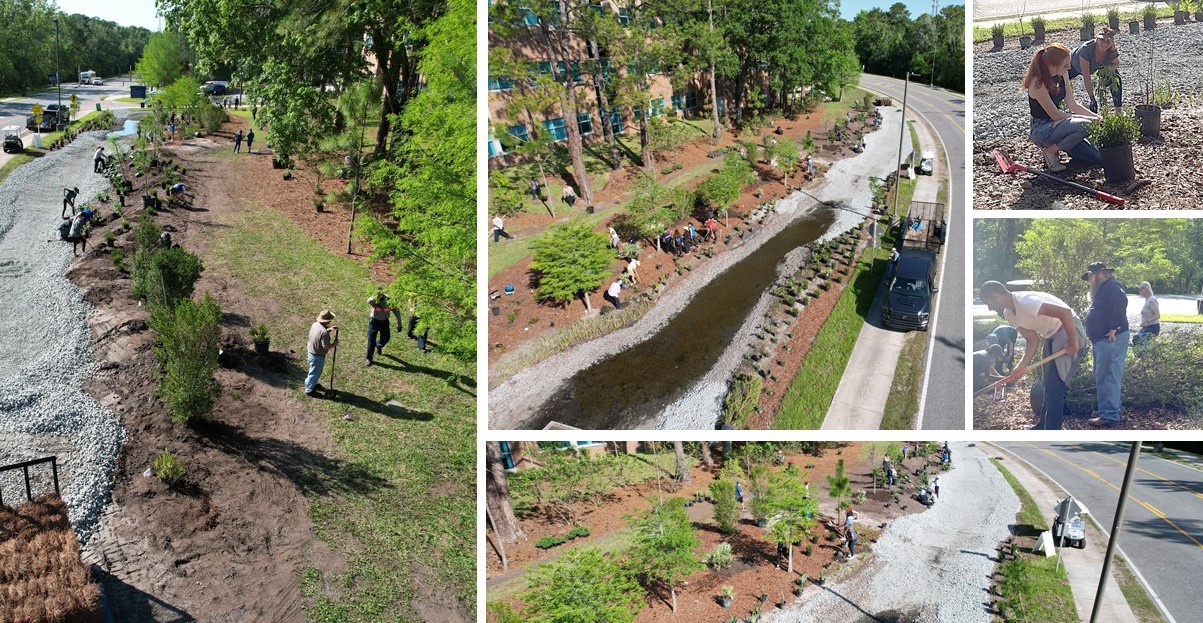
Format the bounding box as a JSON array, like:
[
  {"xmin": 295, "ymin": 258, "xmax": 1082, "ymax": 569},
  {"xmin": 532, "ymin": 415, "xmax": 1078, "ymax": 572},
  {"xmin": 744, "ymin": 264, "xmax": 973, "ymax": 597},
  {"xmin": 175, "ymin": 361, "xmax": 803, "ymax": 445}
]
[
  {"xmin": 973, "ymin": 348, "xmax": 1068, "ymax": 396},
  {"xmin": 992, "ymin": 149, "xmax": 1125, "ymax": 206}
]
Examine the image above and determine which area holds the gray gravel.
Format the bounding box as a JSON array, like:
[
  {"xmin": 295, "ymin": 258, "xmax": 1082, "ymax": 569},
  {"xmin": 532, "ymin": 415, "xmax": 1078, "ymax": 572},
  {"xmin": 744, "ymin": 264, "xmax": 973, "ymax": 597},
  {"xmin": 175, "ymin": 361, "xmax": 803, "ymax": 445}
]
[
  {"xmin": 0, "ymin": 122, "xmax": 129, "ymax": 544},
  {"xmin": 973, "ymin": 23, "xmax": 1203, "ymax": 144},
  {"xmin": 767, "ymin": 442, "xmax": 1019, "ymax": 623},
  {"xmin": 489, "ymin": 107, "xmax": 902, "ymax": 429}
]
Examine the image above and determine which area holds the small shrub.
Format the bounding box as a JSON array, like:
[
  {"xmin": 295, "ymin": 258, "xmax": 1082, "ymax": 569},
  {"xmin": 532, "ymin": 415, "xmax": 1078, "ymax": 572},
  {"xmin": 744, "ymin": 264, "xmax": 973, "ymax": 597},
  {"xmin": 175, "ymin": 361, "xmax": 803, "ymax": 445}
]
[
  {"xmin": 536, "ymin": 535, "xmax": 567, "ymax": 549},
  {"xmin": 152, "ymin": 450, "xmax": 186, "ymax": 485},
  {"xmin": 566, "ymin": 525, "xmax": 591, "ymax": 539},
  {"xmin": 133, "ymin": 247, "xmax": 205, "ymax": 308},
  {"xmin": 250, "ymin": 323, "xmax": 269, "ymax": 343},
  {"xmin": 110, "ymin": 248, "xmax": 127, "ymax": 272},
  {"xmin": 706, "ymin": 542, "xmax": 734, "ymax": 569},
  {"xmin": 148, "ymin": 293, "xmax": 222, "ymax": 422},
  {"xmin": 721, "ymin": 373, "xmax": 762, "ymax": 429},
  {"xmin": 710, "ymin": 479, "xmax": 739, "ymax": 534}
]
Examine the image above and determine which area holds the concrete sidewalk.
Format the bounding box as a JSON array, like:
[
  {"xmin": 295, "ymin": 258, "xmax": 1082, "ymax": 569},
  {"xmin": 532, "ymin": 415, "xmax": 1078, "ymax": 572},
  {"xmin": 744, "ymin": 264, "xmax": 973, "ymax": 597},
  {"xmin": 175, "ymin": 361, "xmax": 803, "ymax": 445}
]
[
  {"xmin": 822, "ymin": 107, "xmax": 942, "ymax": 429},
  {"xmin": 985, "ymin": 442, "xmax": 1140, "ymax": 623}
]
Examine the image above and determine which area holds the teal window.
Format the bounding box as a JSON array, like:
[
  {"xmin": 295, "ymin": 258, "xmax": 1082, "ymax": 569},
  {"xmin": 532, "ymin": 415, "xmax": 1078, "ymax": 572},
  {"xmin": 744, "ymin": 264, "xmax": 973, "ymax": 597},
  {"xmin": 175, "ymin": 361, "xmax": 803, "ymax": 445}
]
[
  {"xmin": 618, "ymin": 7, "xmax": 631, "ymax": 25},
  {"xmin": 488, "ymin": 137, "xmax": 504, "ymax": 157},
  {"xmin": 650, "ymin": 98, "xmax": 665, "ymax": 117},
  {"xmin": 543, "ymin": 117, "xmax": 567, "ymax": 141},
  {"xmin": 507, "ymin": 124, "xmax": 529, "ymax": 142},
  {"xmin": 577, "ymin": 112, "xmax": 593, "ymax": 136},
  {"xmin": 488, "ymin": 75, "xmax": 514, "ymax": 91},
  {"xmin": 609, "ymin": 106, "xmax": 624, "ymax": 133}
]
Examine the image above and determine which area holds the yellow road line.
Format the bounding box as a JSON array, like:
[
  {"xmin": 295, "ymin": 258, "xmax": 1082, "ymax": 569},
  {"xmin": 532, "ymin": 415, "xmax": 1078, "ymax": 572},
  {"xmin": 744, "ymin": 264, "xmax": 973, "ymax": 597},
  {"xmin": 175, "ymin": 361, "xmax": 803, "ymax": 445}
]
[
  {"xmin": 1026, "ymin": 444, "xmax": 1203, "ymax": 551},
  {"xmin": 1081, "ymin": 444, "xmax": 1203, "ymax": 501},
  {"xmin": 860, "ymin": 77, "xmax": 965, "ymax": 136}
]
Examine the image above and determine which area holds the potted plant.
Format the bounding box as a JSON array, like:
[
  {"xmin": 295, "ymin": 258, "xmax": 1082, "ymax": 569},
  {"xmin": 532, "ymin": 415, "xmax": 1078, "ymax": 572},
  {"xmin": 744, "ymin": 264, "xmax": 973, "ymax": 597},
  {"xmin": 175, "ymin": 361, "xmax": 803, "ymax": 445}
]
[
  {"xmin": 1031, "ymin": 16, "xmax": 1046, "ymax": 41},
  {"xmin": 991, "ymin": 23, "xmax": 1004, "ymax": 49},
  {"xmin": 1019, "ymin": 19, "xmax": 1032, "ymax": 49},
  {"xmin": 1144, "ymin": 3, "xmax": 1157, "ymax": 30},
  {"xmin": 1129, "ymin": 14, "xmax": 1140, "ymax": 34},
  {"xmin": 1087, "ymin": 109, "xmax": 1140, "ymax": 184},
  {"xmin": 1174, "ymin": 0, "xmax": 1188, "ymax": 24},
  {"xmin": 718, "ymin": 585, "xmax": 734, "ymax": 608},
  {"xmin": 1107, "ymin": 7, "xmax": 1121, "ymax": 30},
  {"xmin": 1194, "ymin": 0, "xmax": 1203, "ymax": 22},
  {"xmin": 794, "ymin": 577, "xmax": 807, "ymax": 596},
  {"xmin": 1081, "ymin": 12, "xmax": 1096, "ymax": 40},
  {"xmin": 250, "ymin": 323, "xmax": 271, "ymax": 355}
]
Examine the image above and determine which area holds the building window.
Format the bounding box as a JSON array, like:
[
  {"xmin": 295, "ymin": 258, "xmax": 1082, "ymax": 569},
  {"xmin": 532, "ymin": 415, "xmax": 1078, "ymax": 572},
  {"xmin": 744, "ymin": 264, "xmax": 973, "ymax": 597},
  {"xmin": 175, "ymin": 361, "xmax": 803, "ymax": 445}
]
[
  {"xmin": 671, "ymin": 94, "xmax": 683, "ymax": 111},
  {"xmin": 542, "ymin": 117, "xmax": 568, "ymax": 141},
  {"xmin": 650, "ymin": 98, "xmax": 665, "ymax": 117},
  {"xmin": 488, "ymin": 75, "xmax": 514, "ymax": 91},
  {"xmin": 520, "ymin": 6, "xmax": 539, "ymax": 25},
  {"xmin": 617, "ymin": 7, "xmax": 631, "ymax": 26},
  {"xmin": 544, "ymin": 1, "xmax": 561, "ymax": 26},
  {"xmin": 555, "ymin": 60, "xmax": 583, "ymax": 83},
  {"xmin": 507, "ymin": 124, "xmax": 529, "ymax": 142},
  {"xmin": 686, "ymin": 91, "xmax": 698, "ymax": 109},
  {"xmin": 498, "ymin": 441, "xmax": 516, "ymax": 470},
  {"xmin": 536, "ymin": 61, "xmax": 553, "ymax": 76},
  {"xmin": 577, "ymin": 112, "xmax": 593, "ymax": 136},
  {"xmin": 609, "ymin": 107, "xmax": 623, "ymax": 134},
  {"xmin": 488, "ymin": 136, "xmax": 504, "ymax": 158},
  {"xmin": 646, "ymin": 60, "xmax": 661, "ymax": 75}
]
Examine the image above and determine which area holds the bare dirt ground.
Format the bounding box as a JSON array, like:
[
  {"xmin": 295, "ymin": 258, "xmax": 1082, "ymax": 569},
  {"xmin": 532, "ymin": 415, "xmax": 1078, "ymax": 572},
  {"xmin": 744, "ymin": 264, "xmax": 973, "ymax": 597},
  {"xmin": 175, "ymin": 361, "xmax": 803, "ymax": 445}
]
[
  {"xmin": 486, "ymin": 443, "xmax": 942, "ymax": 623},
  {"xmin": 972, "ymin": 375, "xmax": 1198, "ymax": 429}
]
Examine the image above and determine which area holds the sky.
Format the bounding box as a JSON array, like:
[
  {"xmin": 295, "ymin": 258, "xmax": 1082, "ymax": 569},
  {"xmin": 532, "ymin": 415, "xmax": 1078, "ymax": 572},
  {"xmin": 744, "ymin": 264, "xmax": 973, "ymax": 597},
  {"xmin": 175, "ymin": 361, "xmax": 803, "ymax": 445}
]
[
  {"xmin": 56, "ymin": 0, "xmax": 161, "ymax": 31},
  {"xmin": 839, "ymin": 0, "xmax": 965, "ymax": 20}
]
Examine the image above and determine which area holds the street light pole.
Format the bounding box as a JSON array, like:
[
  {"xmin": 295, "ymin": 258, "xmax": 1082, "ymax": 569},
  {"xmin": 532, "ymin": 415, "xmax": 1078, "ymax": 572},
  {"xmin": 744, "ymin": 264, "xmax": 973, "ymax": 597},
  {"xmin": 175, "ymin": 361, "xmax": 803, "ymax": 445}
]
[
  {"xmin": 1089, "ymin": 441, "xmax": 1143, "ymax": 623},
  {"xmin": 54, "ymin": 18, "xmax": 61, "ymax": 114},
  {"xmin": 892, "ymin": 71, "xmax": 913, "ymax": 217}
]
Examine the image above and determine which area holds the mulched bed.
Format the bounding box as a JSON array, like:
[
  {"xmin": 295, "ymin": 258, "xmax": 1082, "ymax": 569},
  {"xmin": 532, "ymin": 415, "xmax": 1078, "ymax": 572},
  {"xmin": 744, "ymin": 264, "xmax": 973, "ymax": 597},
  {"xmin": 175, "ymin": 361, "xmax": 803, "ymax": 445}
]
[
  {"xmin": 0, "ymin": 495, "xmax": 101, "ymax": 623},
  {"xmin": 973, "ymin": 375, "xmax": 1199, "ymax": 429}
]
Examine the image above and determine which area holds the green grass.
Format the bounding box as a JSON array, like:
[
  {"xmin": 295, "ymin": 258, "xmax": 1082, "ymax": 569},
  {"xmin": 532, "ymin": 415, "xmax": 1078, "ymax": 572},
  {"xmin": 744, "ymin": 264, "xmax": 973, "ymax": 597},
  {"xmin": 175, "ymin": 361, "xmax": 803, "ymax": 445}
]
[
  {"xmin": 880, "ymin": 332, "xmax": 925, "ymax": 429},
  {"xmin": 201, "ymin": 206, "xmax": 476, "ymax": 622},
  {"xmin": 908, "ymin": 121, "xmax": 920, "ymax": 158},
  {"xmin": 775, "ymin": 246, "xmax": 890, "ymax": 429},
  {"xmin": 0, "ymin": 152, "xmax": 38, "ymax": 186},
  {"xmin": 111, "ymin": 96, "xmax": 145, "ymax": 103},
  {"xmin": 973, "ymin": 7, "xmax": 1176, "ymax": 42},
  {"xmin": 990, "ymin": 458, "xmax": 1077, "ymax": 622},
  {"xmin": 1112, "ymin": 554, "xmax": 1168, "ymax": 623},
  {"xmin": 1161, "ymin": 314, "xmax": 1203, "ymax": 323}
]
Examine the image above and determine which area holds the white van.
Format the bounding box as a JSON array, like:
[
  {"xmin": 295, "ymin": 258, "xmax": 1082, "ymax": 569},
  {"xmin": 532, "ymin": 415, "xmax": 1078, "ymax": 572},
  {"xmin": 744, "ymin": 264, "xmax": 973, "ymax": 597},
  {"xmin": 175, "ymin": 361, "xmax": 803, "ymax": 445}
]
[{"xmin": 918, "ymin": 151, "xmax": 935, "ymax": 176}]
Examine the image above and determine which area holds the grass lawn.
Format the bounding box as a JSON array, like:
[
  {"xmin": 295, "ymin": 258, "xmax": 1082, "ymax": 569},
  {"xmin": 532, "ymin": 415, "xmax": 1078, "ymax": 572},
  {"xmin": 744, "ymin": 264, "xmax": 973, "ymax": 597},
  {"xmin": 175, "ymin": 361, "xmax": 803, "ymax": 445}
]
[
  {"xmin": 201, "ymin": 206, "xmax": 476, "ymax": 622},
  {"xmin": 111, "ymin": 96, "xmax": 144, "ymax": 104},
  {"xmin": 991, "ymin": 458, "xmax": 1078, "ymax": 623},
  {"xmin": 1161, "ymin": 314, "xmax": 1203, "ymax": 323},
  {"xmin": 1112, "ymin": 554, "xmax": 1168, "ymax": 623},
  {"xmin": 0, "ymin": 152, "xmax": 38, "ymax": 186},
  {"xmin": 972, "ymin": 7, "xmax": 1176, "ymax": 42},
  {"xmin": 775, "ymin": 245, "xmax": 890, "ymax": 429},
  {"xmin": 880, "ymin": 332, "xmax": 926, "ymax": 429}
]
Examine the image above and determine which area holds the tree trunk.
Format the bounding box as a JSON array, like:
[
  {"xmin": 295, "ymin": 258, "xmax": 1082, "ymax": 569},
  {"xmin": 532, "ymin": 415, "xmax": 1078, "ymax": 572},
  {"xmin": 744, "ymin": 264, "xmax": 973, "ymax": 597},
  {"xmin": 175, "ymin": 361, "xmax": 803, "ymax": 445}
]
[
  {"xmin": 787, "ymin": 546, "xmax": 794, "ymax": 573},
  {"xmin": 582, "ymin": 290, "xmax": 593, "ymax": 312},
  {"xmin": 485, "ymin": 442, "xmax": 523, "ymax": 544},
  {"xmin": 674, "ymin": 441, "xmax": 689, "ymax": 483},
  {"xmin": 700, "ymin": 441, "xmax": 713, "ymax": 467},
  {"xmin": 638, "ymin": 98, "xmax": 655, "ymax": 174},
  {"xmin": 546, "ymin": 8, "xmax": 593, "ymax": 203},
  {"xmin": 671, "ymin": 585, "xmax": 677, "ymax": 612},
  {"xmin": 589, "ymin": 39, "xmax": 622, "ymax": 169},
  {"xmin": 707, "ymin": 0, "xmax": 722, "ymax": 139}
]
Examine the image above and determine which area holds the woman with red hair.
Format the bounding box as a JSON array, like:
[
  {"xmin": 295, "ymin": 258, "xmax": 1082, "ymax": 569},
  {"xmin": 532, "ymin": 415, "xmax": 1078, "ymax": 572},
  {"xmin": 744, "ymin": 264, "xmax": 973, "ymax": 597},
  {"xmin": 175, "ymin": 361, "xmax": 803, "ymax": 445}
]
[{"xmin": 1023, "ymin": 43, "xmax": 1103, "ymax": 171}]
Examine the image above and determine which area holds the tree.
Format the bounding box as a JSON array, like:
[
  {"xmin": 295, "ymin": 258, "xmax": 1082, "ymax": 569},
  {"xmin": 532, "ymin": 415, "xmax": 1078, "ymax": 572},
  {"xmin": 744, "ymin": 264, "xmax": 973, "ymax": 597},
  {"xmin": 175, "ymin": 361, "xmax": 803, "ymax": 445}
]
[
  {"xmin": 147, "ymin": 293, "xmax": 222, "ymax": 422},
  {"xmin": 763, "ymin": 471, "xmax": 817, "ymax": 573},
  {"xmin": 530, "ymin": 224, "xmax": 614, "ymax": 311},
  {"xmin": 629, "ymin": 498, "xmax": 703, "ymax": 612},
  {"xmin": 625, "ymin": 173, "xmax": 691, "ymax": 252},
  {"xmin": 827, "ymin": 458, "xmax": 851, "ymax": 513},
  {"xmin": 522, "ymin": 547, "xmax": 643, "ymax": 623},
  {"xmin": 709, "ymin": 479, "xmax": 738, "ymax": 534},
  {"xmin": 673, "ymin": 441, "xmax": 690, "ymax": 483},
  {"xmin": 486, "ymin": 442, "xmax": 524, "ymax": 545},
  {"xmin": 135, "ymin": 31, "xmax": 189, "ymax": 87},
  {"xmin": 700, "ymin": 441, "xmax": 713, "ymax": 468}
]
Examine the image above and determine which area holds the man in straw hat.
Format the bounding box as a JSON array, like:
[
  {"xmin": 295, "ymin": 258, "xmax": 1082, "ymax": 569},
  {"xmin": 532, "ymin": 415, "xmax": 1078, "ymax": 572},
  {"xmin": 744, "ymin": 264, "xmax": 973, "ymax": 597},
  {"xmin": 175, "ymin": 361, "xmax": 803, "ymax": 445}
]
[
  {"xmin": 305, "ymin": 309, "xmax": 339, "ymax": 397},
  {"xmin": 979, "ymin": 281, "xmax": 1086, "ymax": 429},
  {"xmin": 1082, "ymin": 261, "xmax": 1128, "ymax": 427}
]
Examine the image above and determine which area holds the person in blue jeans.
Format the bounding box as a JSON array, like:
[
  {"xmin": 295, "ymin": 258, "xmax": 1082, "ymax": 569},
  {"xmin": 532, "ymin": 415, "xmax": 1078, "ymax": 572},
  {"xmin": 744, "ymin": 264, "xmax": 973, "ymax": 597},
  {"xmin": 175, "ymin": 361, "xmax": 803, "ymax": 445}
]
[
  {"xmin": 1083, "ymin": 262, "xmax": 1129, "ymax": 426},
  {"xmin": 1022, "ymin": 43, "xmax": 1104, "ymax": 171},
  {"xmin": 305, "ymin": 310, "xmax": 339, "ymax": 397},
  {"xmin": 1133, "ymin": 281, "xmax": 1160, "ymax": 349},
  {"xmin": 1069, "ymin": 29, "xmax": 1123, "ymax": 112}
]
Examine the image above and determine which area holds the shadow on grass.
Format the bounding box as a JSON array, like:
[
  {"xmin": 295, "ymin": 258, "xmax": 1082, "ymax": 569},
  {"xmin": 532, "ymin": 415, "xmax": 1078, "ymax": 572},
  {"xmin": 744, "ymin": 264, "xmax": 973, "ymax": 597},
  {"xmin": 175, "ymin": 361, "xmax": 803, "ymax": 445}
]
[
  {"xmin": 378, "ymin": 354, "xmax": 478, "ymax": 398},
  {"xmin": 192, "ymin": 418, "xmax": 393, "ymax": 498}
]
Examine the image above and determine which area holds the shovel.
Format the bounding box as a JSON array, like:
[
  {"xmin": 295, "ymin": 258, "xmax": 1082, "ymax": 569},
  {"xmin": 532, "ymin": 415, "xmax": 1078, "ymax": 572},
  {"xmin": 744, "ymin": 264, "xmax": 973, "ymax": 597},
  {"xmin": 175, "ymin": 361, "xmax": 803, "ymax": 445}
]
[
  {"xmin": 327, "ymin": 326, "xmax": 339, "ymax": 399},
  {"xmin": 973, "ymin": 348, "xmax": 1068, "ymax": 396},
  {"xmin": 992, "ymin": 150, "xmax": 1125, "ymax": 206}
]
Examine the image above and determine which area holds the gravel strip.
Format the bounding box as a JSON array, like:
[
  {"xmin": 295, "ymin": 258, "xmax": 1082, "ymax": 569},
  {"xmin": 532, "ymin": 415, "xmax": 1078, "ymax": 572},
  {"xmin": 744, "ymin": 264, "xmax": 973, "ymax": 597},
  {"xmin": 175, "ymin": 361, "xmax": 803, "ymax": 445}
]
[
  {"xmin": 489, "ymin": 108, "xmax": 903, "ymax": 429},
  {"xmin": 767, "ymin": 442, "xmax": 1019, "ymax": 623},
  {"xmin": 0, "ymin": 119, "xmax": 132, "ymax": 544},
  {"xmin": 973, "ymin": 23, "xmax": 1203, "ymax": 144}
]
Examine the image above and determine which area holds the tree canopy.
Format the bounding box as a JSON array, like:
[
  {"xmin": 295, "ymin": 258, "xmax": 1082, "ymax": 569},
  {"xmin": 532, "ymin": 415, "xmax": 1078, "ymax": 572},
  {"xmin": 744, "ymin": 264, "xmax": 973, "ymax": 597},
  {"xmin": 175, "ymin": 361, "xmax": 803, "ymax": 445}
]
[
  {"xmin": 530, "ymin": 223, "xmax": 614, "ymax": 309},
  {"xmin": 851, "ymin": 2, "xmax": 965, "ymax": 92}
]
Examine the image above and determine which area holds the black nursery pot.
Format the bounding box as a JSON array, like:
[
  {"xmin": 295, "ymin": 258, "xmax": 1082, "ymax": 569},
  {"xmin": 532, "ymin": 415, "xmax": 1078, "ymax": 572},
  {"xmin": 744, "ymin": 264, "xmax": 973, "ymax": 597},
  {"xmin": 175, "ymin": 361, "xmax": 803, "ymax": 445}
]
[
  {"xmin": 1144, "ymin": 14, "xmax": 1156, "ymax": 29},
  {"xmin": 1099, "ymin": 144, "xmax": 1136, "ymax": 185},
  {"xmin": 1129, "ymin": 20, "xmax": 1140, "ymax": 34},
  {"xmin": 1080, "ymin": 26, "xmax": 1094, "ymax": 41},
  {"xmin": 1034, "ymin": 23, "xmax": 1046, "ymax": 40},
  {"xmin": 1135, "ymin": 104, "xmax": 1162, "ymax": 138},
  {"xmin": 992, "ymin": 33, "xmax": 1003, "ymax": 49},
  {"xmin": 1019, "ymin": 35, "xmax": 1032, "ymax": 49}
]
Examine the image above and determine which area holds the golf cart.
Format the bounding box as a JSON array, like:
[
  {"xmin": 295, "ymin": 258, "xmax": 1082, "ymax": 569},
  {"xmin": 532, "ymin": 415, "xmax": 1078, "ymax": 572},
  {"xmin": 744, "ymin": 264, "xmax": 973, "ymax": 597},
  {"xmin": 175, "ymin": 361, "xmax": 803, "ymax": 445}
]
[
  {"xmin": 1052, "ymin": 513, "xmax": 1086, "ymax": 549},
  {"xmin": 2, "ymin": 126, "xmax": 22, "ymax": 153}
]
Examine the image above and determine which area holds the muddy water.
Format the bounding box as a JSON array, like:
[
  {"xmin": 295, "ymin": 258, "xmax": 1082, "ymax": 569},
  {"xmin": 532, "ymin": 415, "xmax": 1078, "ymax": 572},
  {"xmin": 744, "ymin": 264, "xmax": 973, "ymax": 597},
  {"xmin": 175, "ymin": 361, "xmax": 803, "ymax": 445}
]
[{"xmin": 523, "ymin": 205, "xmax": 840, "ymax": 429}]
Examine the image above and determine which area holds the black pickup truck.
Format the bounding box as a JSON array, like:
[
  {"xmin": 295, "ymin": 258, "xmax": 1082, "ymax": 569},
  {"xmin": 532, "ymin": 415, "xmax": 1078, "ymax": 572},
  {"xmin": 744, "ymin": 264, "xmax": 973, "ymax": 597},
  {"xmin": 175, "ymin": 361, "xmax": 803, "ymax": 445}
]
[
  {"xmin": 881, "ymin": 201, "xmax": 946, "ymax": 331},
  {"xmin": 25, "ymin": 105, "xmax": 69, "ymax": 132}
]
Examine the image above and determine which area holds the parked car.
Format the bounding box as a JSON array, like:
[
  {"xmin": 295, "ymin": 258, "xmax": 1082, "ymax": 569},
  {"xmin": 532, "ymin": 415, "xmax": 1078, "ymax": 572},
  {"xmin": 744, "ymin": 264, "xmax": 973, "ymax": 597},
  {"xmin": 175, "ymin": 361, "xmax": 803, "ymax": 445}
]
[
  {"xmin": 201, "ymin": 81, "xmax": 229, "ymax": 95},
  {"xmin": 2, "ymin": 126, "xmax": 22, "ymax": 153},
  {"xmin": 881, "ymin": 249, "xmax": 938, "ymax": 331},
  {"xmin": 1052, "ymin": 513, "xmax": 1086, "ymax": 549},
  {"xmin": 90, "ymin": 77, "xmax": 104, "ymax": 85},
  {"xmin": 918, "ymin": 151, "xmax": 935, "ymax": 175}
]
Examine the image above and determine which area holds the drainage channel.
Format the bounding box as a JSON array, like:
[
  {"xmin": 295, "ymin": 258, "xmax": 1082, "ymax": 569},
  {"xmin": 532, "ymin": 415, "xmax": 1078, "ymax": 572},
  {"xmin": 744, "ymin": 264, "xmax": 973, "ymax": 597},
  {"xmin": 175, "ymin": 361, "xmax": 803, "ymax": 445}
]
[{"xmin": 522, "ymin": 204, "xmax": 841, "ymax": 429}]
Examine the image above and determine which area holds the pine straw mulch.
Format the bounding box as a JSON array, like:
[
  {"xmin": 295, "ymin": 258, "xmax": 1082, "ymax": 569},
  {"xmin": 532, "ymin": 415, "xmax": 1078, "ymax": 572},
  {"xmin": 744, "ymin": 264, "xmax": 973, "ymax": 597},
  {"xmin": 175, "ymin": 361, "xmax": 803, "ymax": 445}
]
[
  {"xmin": 973, "ymin": 376, "xmax": 1200, "ymax": 430},
  {"xmin": 0, "ymin": 495, "xmax": 101, "ymax": 623}
]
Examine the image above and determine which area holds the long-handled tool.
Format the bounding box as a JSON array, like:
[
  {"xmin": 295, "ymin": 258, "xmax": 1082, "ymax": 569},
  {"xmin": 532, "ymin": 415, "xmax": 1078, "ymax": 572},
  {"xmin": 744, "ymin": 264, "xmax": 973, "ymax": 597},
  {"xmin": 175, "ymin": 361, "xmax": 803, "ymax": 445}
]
[
  {"xmin": 973, "ymin": 347, "xmax": 1068, "ymax": 396},
  {"xmin": 993, "ymin": 150, "xmax": 1126, "ymax": 206},
  {"xmin": 327, "ymin": 326, "xmax": 339, "ymax": 399}
]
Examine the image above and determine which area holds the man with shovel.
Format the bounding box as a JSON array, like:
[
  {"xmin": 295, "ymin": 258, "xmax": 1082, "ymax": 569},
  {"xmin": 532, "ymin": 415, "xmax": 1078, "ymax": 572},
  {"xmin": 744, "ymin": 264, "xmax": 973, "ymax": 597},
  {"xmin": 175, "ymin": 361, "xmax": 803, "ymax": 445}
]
[
  {"xmin": 305, "ymin": 309, "xmax": 339, "ymax": 398},
  {"xmin": 979, "ymin": 281, "xmax": 1086, "ymax": 430}
]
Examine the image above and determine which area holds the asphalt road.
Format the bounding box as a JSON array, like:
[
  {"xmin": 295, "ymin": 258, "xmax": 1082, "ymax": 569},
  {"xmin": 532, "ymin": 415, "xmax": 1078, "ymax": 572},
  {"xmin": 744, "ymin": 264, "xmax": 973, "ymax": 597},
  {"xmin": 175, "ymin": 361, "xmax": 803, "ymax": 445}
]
[
  {"xmin": 998, "ymin": 441, "xmax": 1203, "ymax": 623},
  {"xmin": 859, "ymin": 74, "xmax": 966, "ymax": 431}
]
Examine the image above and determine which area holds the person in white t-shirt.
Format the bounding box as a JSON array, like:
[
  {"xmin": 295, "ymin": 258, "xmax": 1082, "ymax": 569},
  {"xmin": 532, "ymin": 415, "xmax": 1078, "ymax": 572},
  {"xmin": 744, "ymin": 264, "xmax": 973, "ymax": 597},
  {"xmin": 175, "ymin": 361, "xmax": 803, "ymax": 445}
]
[
  {"xmin": 979, "ymin": 281, "xmax": 1086, "ymax": 429},
  {"xmin": 605, "ymin": 279, "xmax": 623, "ymax": 310}
]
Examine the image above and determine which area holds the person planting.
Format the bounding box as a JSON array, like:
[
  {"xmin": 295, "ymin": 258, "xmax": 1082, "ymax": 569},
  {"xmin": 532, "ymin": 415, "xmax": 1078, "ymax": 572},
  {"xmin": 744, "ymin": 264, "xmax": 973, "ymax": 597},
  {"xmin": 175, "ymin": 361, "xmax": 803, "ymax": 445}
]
[
  {"xmin": 1022, "ymin": 43, "xmax": 1103, "ymax": 171},
  {"xmin": 1070, "ymin": 29, "xmax": 1123, "ymax": 112}
]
